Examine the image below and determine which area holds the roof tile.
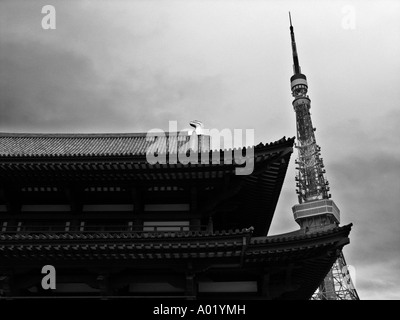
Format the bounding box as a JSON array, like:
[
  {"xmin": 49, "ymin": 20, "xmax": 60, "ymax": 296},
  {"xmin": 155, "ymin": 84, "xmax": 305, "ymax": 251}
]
[
  {"xmin": 0, "ymin": 132, "xmax": 294, "ymax": 158},
  {"xmin": 0, "ymin": 132, "xmax": 191, "ymax": 157}
]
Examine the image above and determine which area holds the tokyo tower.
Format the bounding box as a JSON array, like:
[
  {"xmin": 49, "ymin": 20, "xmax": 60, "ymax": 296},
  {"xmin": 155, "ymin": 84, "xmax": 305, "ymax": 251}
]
[{"xmin": 288, "ymin": 13, "xmax": 359, "ymax": 300}]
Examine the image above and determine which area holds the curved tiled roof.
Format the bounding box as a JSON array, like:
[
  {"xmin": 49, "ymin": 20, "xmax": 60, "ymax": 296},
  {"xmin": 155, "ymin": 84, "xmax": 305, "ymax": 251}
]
[
  {"xmin": 0, "ymin": 132, "xmax": 189, "ymax": 157},
  {"xmin": 0, "ymin": 132, "xmax": 294, "ymax": 158},
  {"xmin": 250, "ymin": 224, "xmax": 352, "ymax": 245},
  {"xmin": 0, "ymin": 227, "xmax": 253, "ymax": 242},
  {"xmin": 0, "ymin": 225, "xmax": 350, "ymax": 261}
]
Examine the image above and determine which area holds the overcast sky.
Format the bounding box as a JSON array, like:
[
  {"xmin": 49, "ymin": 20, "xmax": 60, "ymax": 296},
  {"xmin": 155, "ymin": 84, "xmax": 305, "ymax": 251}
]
[{"xmin": 1, "ymin": 0, "xmax": 399, "ymax": 300}]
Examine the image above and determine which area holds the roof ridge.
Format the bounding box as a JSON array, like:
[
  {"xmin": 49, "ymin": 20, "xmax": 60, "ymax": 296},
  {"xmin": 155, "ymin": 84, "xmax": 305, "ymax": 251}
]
[
  {"xmin": 0, "ymin": 133, "xmax": 294, "ymax": 158},
  {"xmin": 0, "ymin": 132, "xmax": 191, "ymax": 138},
  {"xmin": 251, "ymin": 223, "xmax": 352, "ymax": 244}
]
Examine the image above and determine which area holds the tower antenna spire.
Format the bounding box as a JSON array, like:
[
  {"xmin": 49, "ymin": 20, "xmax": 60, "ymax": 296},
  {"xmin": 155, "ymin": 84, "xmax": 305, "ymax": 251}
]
[{"xmin": 289, "ymin": 12, "xmax": 301, "ymax": 74}]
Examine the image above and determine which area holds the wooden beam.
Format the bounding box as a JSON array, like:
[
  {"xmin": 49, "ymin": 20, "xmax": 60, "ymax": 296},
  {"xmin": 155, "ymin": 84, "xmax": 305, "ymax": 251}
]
[
  {"xmin": 190, "ymin": 186, "xmax": 197, "ymax": 214},
  {"xmin": 260, "ymin": 273, "xmax": 271, "ymax": 299},
  {"xmin": 64, "ymin": 184, "xmax": 82, "ymax": 214}
]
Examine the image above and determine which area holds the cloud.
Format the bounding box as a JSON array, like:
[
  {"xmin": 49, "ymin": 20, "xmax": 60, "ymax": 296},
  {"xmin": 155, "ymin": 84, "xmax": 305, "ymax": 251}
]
[
  {"xmin": 0, "ymin": 38, "xmax": 225, "ymax": 133},
  {"xmin": 354, "ymin": 260, "xmax": 400, "ymax": 300},
  {"xmin": 0, "ymin": 39, "xmax": 116, "ymax": 131},
  {"xmin": 329, "ymin": 150, "xmax": 400, "ymax": 300}
]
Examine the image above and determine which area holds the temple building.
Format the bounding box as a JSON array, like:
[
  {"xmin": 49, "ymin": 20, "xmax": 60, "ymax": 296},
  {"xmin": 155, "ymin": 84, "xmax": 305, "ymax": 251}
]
[
  {"xmin": 0, "ymin": 17, "xmax": 354, "ymax": 300},
  {"xmin": 0, "ymin": 131, "xmax": 352, "ymax": 299}
]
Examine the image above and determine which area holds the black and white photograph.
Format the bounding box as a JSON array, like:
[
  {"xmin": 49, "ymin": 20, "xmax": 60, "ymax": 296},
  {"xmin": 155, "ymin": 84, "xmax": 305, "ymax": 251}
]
[{"xmin": 0, "ymin": 0, "xmax": 399, "ymax": 306}]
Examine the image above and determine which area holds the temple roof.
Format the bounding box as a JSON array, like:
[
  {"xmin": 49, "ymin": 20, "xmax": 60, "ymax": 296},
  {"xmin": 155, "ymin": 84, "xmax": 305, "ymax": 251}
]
[
  {"xmin": 0, "ymin": 224, "xmax": 351, "ymax": 299},
  {"xmin": 0, "ymin": 134, "xmax": 294, "ymax": 237},
  {"xmin": 0, "ymin": 132, "xmax": 293, "ymax": 159},
  {"xmin": 0, "ymin": 224, "xmax": 350, "ymax": 261},
  {"xmin": 0, "ymin": 132, "xmax": 188, "ymax": 158}
]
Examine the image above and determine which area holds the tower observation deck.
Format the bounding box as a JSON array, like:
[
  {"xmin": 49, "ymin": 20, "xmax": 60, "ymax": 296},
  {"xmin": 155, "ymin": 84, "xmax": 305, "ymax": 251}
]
[{"xmin": 288, "ymin": 13, "xmax": 359, "ymax": 299}]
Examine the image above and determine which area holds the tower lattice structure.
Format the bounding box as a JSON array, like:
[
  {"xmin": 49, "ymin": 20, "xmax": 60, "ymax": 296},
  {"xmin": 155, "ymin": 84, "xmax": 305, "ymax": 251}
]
[{"xmin": 288, "ymin": 13, "xmax": 359, "ymax": 300}]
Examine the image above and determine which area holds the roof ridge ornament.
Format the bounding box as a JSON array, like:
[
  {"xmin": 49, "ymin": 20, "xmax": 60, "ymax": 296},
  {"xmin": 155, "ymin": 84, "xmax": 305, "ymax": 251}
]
[{"xmin": 189, "ymin": 120, "xmax": 204, "ymax": 135}]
